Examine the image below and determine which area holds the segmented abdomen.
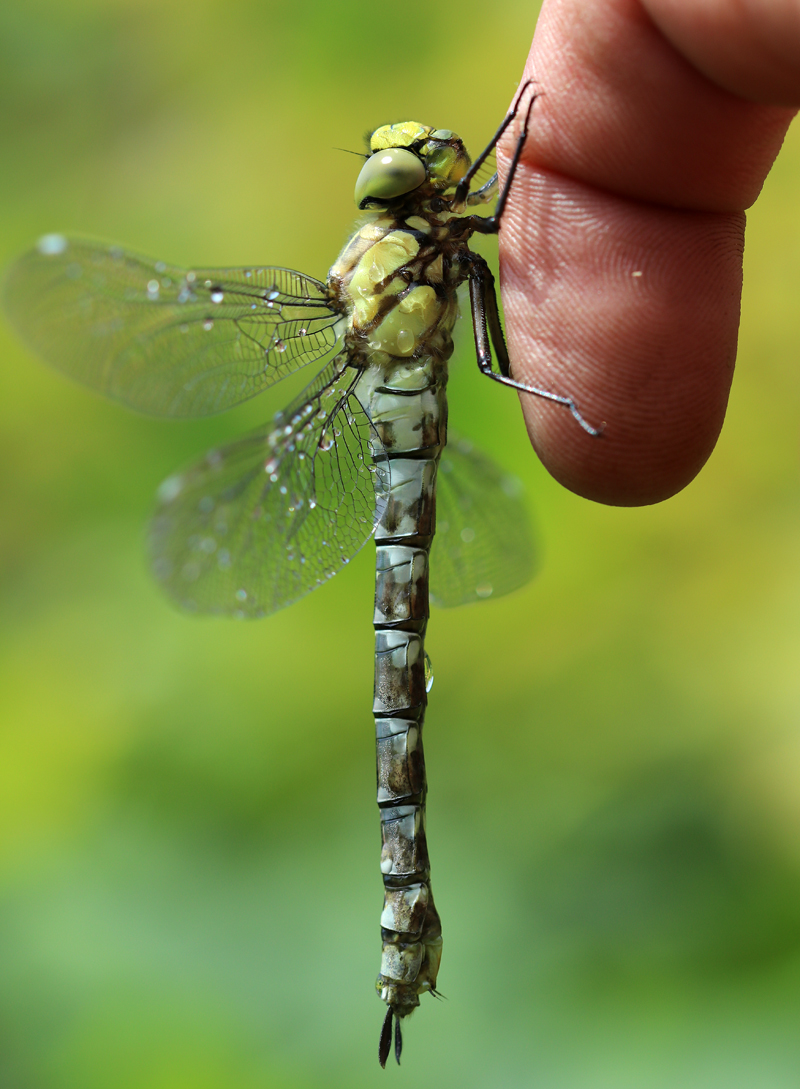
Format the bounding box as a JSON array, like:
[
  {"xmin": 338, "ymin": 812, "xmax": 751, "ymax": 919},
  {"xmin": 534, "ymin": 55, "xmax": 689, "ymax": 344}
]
[{"xmin": 359, "ymin": 352, "xmax": 446, "ymax": 1022}]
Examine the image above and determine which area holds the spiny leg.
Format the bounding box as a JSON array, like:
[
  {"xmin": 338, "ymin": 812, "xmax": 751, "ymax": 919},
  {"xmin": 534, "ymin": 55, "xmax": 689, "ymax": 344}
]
[
  {"xmin": 456, "ymin": 87, "xmax": 603, "ymax": 435},
  {"xmin": 454, "ymin": 79, "xmax": 538, "ymax": 212},
  {"xmin": 461, "ymin": 88, "xmax": 540, "ymax": 233},
  {"xmin": 468, "ymin": 253, "xmax": 602, "ymax": 436}
]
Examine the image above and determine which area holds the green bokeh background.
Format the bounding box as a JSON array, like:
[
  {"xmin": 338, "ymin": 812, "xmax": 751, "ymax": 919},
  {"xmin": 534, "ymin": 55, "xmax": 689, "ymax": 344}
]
[{"xmin": 3, "ymin": 2, "xmax": 800, "ymax": 1086}]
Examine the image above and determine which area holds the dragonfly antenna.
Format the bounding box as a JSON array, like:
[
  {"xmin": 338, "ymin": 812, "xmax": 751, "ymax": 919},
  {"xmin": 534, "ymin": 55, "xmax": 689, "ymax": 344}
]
[{"xmin": 333, "ymin": 147, "xmax": 369, "ymax": 159}]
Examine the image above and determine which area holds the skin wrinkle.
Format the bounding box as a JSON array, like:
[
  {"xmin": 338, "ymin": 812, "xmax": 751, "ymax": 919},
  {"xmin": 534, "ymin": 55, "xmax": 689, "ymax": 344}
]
[
  {"xmin": 643, "ymin": 0, "xmax": 800, "ymax": 105},
  {"xmin": 521, "ymin": 0, "xmax": 792, "ymax": 210},
  {"xmin": 496, "ymin": 0, "xmax": 796, "ymax": 505}
]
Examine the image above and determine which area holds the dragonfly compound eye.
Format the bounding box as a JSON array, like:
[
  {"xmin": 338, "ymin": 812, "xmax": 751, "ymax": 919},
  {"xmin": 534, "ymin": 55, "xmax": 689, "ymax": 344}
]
[{"xmin": 354, "ymin": 148, "xmax": 426, "ymax": 209}]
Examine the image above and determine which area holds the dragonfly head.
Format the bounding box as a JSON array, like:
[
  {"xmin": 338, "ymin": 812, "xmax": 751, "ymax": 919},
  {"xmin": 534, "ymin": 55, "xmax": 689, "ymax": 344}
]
[{"xmin": 355, "ymin": 122, "xmax": 471, "ymax": 210}]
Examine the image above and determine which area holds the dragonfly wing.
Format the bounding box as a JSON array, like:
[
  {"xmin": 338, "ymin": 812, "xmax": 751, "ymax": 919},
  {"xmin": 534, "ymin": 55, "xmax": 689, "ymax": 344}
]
[
  {"xmin": 2, "ymin": 234, "xmax": 343, "ymax": 417},
  {"xmin": 431, "ymin": 433, "xmax": 536, "ymax": 608},
  {"xmin": 149, "ymin": 359, "xmax": 389, "ymax": 617}
]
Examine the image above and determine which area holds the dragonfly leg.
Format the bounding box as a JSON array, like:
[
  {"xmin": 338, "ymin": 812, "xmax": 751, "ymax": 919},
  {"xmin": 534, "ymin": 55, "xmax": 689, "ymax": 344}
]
[
  {"xmin": 468, "ymin": 253, "xmax": 602, "ymax": 436},
  {"xmin": 452, "ymin": 77, "xmax": 535, "ymax": 206},
  {"xmin": 469, "ymin": 253, "xmax": 511, "ymax": 379}
]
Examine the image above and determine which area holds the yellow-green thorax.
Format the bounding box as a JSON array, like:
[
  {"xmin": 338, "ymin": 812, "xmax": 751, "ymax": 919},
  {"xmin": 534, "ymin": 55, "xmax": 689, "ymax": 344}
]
[
  {"xmin": 329, "ymin": 212, "xmax": 462, "ymax": 367},
  {"xmin": 330, "ymin": 120, "xmax": 475, "ymax": 370}
]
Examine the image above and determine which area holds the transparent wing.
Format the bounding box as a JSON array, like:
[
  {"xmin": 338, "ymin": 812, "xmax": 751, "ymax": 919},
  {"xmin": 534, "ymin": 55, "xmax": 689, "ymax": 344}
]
[
  {"xmin": 148, "ymin": 359, "xmax": 389, "ymax": 617},
  {"xmin": 465, "ymin": 150, "xmax": 499, "ymax": 207},
  {"xmin": 431, "ymin": 433, "xmax": 536, "ymax": 608},
  {"xmin": 2, "ymin": 234, "xmax": 344, "ymax": 417}
]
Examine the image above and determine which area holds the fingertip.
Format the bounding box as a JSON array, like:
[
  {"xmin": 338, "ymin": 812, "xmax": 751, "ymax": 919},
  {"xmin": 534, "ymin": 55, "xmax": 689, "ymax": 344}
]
[{"xmin": 499, "ymin": 170, "xmax": 743, "ymax": 506}]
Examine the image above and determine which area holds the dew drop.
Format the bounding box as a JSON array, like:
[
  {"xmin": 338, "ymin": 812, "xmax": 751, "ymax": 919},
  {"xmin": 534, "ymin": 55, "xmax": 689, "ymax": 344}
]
[
  {"xmin": 424, "ymin": 652, "xmax": 434, "ymax": 693},
  {"xmin": 210, "ymin": 287, "xmax": 224, "ymax": 303},
  {"xmin": 37, "ymin": 233, "xmax": 68, "ymax": 256},
  {"xmin": 157, "ymin": 475, "xmax": 182, "ymax": 503},
  {"xmin": 396, "ymin": 328, "xmax": 414, "ymax": 353}
]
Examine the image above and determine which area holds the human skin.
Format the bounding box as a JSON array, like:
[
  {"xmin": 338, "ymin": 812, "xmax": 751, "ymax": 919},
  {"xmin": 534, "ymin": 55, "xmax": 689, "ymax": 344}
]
[{"xmin": 498, "ymin": 0, "xmax": 799, "ymax": 506}]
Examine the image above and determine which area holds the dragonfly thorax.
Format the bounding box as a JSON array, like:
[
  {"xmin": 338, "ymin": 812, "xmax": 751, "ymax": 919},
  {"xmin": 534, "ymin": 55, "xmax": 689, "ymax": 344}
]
[{"xmin": 329, "ymin": 214, "xmax": 462, "ymax": 367}]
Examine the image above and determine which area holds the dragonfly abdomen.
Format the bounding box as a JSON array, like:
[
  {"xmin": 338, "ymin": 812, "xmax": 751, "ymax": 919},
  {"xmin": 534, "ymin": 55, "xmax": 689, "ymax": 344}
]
[{"xmin": 359, "ymin": 348, "xmax": 448, "ymax": 1064}]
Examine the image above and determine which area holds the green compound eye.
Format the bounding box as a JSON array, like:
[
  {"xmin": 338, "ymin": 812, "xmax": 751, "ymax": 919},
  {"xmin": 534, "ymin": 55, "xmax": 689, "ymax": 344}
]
[{"xmin": 355, "ymin": 148, "xmax": 426, "ymax": 209}]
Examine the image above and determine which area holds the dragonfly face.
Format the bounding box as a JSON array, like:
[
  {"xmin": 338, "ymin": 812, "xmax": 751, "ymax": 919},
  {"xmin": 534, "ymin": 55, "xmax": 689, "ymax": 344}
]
[
  {"xmin": 2, "ymin": 82, "xmax": 596, "ymax": 1069},
  {"xmin": 354, "ymin": 122, "xmax": 471, "ymax": 208}
]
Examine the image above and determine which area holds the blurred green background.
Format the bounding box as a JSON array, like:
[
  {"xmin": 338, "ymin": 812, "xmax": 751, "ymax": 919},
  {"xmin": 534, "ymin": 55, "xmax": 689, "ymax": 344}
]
[{"xmin": 3, "ymin": 1, "xmax": 800, "ymax": 1086}]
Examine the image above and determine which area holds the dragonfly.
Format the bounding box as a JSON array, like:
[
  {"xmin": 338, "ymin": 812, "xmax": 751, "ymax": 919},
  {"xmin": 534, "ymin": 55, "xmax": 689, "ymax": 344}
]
[{"xmin": 2, "ymin": 83, "xmax": 598, "ymax": 1067}]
